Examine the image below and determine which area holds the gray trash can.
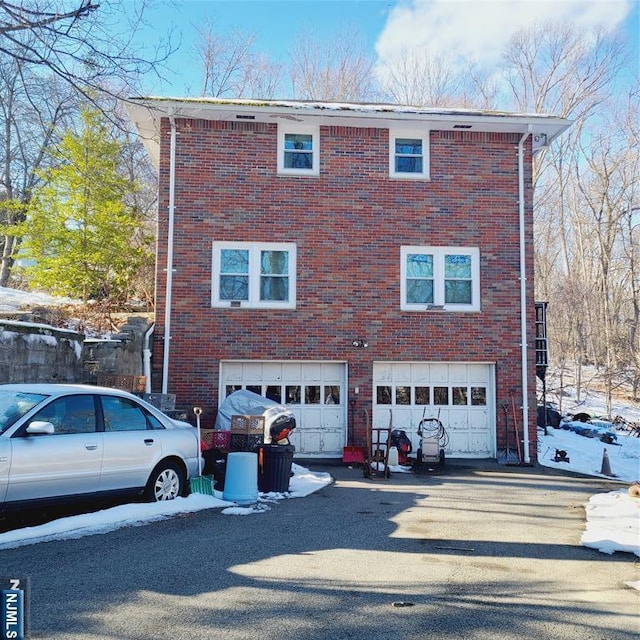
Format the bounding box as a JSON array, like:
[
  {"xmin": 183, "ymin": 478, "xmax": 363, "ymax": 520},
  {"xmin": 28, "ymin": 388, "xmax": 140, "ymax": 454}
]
[{"xmin": 258, "ymin": 444, "xmax": 295, "ymax": 493}]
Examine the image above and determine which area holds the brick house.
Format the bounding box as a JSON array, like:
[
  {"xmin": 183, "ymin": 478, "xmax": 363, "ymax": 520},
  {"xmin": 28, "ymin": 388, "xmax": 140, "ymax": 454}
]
[{"xmin": 127, "ymin": 98, "xmax": 570, "ymax": 462}]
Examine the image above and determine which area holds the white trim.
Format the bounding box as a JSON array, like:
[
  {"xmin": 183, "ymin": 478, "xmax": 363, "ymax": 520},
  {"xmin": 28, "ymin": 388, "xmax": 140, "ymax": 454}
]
[
  {"xmin": 212, "ymin": 241, "xmax": 297, "ymax": 309},
  {"xmin": 518, "ymin": 131, "xmax": 531, "ymax": 463},
  {"xmin": 127, "ymin": 98, "xmax": 571, "ymax": 169},
  {"xmin": 400, "ymin": 246, "xmax": 480, "ymax": 312},
  {"xmin": 389, "ymin": 129, "xmax": 430, "ymax": 180},
  {"xmin": 277, "ymin": 123, "xmax": 320, "ymax": 176},
  {"xmin": 162, "ymin": 116, "xmax": 177, "ymax": 394}
]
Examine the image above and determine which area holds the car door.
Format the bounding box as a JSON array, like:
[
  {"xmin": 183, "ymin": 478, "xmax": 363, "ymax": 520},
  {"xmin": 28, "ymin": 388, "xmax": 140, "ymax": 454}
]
[
  {"xmin": 6, "ymin": 395, "xmax": 102, "ymax": 502},
  {"xmin": 0, "ymin": 435, "xmax": 10, "ymax": 502},
  {"xmin": 98, "ymin": 395, "xmax": 164, "ymax": 491}
]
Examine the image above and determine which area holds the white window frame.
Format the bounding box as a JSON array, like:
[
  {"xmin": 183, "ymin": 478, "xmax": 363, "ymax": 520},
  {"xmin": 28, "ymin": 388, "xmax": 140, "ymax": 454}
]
[
  {"xmin": 277, "ymin": 124, "xmax": 320, "ymax": 176},
  {"xmin": 212, "ymin": 241, "xmax": 297, "ymax": 309},
  {"xmin": 400, "ymin": 246, "xmax": 480, "ymax": 312},
  {"xmin": 389, "ymin": 129, "xmax": 430, "ymax": 180}
]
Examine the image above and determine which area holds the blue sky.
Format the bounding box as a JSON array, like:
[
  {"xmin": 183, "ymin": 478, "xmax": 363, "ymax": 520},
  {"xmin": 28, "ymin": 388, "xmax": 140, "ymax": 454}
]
[{"xmin": 129, "ymin": 0, "xmax": 639, "ymax": 97}]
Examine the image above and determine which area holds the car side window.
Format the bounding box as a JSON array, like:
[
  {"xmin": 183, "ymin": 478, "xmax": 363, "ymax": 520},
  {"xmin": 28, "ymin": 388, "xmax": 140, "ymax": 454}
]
[
  {"xmin": 32, "ymin": 396, "xmax": 97, "ymax": 434},
  {"xmin": 146, "ymin": 413, "xmax": 165, "ymax": 430},
  {"xmin": 101, "ymin": 396, "xmax": 150, "ymax": 432}
]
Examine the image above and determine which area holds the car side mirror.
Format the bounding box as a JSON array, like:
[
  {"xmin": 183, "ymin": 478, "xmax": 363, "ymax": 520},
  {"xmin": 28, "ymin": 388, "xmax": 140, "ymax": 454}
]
[{"xmin": 26, "ymin": 421, "xmax": 55, "ymax": 435}]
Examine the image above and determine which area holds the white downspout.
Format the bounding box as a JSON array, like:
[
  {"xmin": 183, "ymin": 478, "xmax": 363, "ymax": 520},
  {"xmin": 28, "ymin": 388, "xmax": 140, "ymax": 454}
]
[
  {"xmin": 162, "ymin": 115, "xmax": 177, "ymax": 394},
  {"xmin": 143, "ymin": 322, "xmax": 154, "ymax": 393},
  {"xmin": 518, "ymin": 129, "xmax": 531, "ymax": 464}
]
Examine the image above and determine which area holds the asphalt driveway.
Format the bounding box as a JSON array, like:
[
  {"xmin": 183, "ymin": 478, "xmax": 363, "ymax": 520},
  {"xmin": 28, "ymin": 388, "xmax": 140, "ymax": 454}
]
[{"xmin": 1, "ymin": 460, "xmax": 638, "ymax": 639}]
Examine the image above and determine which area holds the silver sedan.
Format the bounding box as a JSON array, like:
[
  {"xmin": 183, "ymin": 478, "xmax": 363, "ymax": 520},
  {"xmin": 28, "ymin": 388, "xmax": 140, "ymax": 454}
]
[{"xmin": 0, "ymin": 384, "xmax": 200, "ymax": 516}]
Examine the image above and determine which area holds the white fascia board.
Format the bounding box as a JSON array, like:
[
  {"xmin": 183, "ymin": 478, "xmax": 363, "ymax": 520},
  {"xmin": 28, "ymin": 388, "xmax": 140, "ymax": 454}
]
[{"xmin": 125, "ymin": 97, "xmax": 572, "ymax": 169}]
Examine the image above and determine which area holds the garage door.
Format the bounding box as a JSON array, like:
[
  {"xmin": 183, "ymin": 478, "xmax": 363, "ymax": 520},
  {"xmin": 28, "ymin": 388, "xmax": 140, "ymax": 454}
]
[
  {"xmin": 372, "ymin": 362, "xmax": 495, "ymax": 458},
  {"xmin": 219, "ymin": 361, "xmax": 347, "ymax": 457}
]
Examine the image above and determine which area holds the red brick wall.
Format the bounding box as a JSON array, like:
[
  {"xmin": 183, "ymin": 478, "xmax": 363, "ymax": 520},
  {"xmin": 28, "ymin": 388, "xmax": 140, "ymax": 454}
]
[{"xmin": 153, "ymin": 117, "xmax": 537, "ymax": 458}]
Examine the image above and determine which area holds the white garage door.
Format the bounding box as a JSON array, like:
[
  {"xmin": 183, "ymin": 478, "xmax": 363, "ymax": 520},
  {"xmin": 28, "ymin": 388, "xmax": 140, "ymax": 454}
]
[
  {"xmin": 372, "ymin": 362, "xmax": 495, "ymax": 458},
  {"xmin": 219, "ymin": 361, "xmax": 347, "ymax": 457}
]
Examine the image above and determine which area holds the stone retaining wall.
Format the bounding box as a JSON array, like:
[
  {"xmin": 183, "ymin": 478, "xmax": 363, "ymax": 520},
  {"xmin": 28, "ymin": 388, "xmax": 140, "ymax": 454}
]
[{"xmin": 0, "ymin": 317, "xmax": 150, "ymax": 385}]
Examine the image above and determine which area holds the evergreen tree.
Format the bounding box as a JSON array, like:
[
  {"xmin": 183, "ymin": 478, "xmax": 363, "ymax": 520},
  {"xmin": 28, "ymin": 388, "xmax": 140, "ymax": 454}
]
[{"xmin": 21, "ymin": 108, "xmax": 153, "ymax": 306}]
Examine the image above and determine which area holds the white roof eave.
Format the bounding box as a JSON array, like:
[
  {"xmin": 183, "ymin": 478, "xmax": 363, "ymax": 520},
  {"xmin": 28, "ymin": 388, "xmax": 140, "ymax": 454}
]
[{"xmin": 125, "ymin": 97, "xmax": 572, "ymax": 168}]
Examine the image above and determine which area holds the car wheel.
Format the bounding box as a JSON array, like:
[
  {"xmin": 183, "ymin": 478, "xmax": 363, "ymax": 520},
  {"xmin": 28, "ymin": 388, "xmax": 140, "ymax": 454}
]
[{"xmin": 145, "ymin": 461, "xmax": 185, "ymax": 502}]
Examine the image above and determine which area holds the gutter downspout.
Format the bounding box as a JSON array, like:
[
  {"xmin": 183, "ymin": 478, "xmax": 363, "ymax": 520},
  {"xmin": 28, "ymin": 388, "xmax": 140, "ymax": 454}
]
[
  {"xmin": 162, "ymin": 115, "xmax": 177, "ymax": 394},
  {"xmin": 518, "ymin": 129, "xmax": 531, "ymax": 464},
  {"xmin": 143, "ymin": 322, "xmax": 154, "ymax": 393}
]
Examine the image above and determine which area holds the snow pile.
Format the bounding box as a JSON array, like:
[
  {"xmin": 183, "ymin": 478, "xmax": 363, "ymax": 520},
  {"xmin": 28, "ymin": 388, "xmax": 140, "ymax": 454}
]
[
  {"xmin": 0, "ymin": 463, "xmax": 333, "ymax": 550},
  {"xmin": 0, "ymin": 493, "xmax": 230, "ymax": 549},
  {"xmin": 538, "ymin": 425, "xmax": 640, "ymax": 482},
  {"xmin": 581, "ymin": 489, "xmax": 640, "ymax": 558},
  {"xmin": 0, "ymin": 286, "xmax": 78, "ymax": 312}
]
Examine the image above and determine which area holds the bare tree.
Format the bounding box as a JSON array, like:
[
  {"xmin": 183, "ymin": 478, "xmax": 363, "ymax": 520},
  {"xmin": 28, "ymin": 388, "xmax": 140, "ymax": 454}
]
[
  {"xmin": 501, "ymin": 19, "xmax": 626, "ymax": 192},
  {"xmin": 0, "ymin": 1, "xmax": 174, "ymax": 285},
  {"xmin": 536, "ymin": 87, "xmax": 639, "ymax": 410},
  {"xmin": 104, "ymin": 95, "xmax": 158, "ymax": 307},
  {"xmin": 194, "ymin": 20, "xmax": 282, "ymax": 98},
  {"xmin": 620, "ymin": 94, "xmax": 640, "ymax": 399},
  {"xmin": 501, "ymin": 21, "xmax": 624, "ymax": 119},
  {"xmin": 0, "ymin": 0, "xmax": 97, "ymax": 37},
  {"xmin": 497, "ymin": 21, "xmax": 625, "ymax": 281},
  {"xmin": 497, "ymin": 20, "xmax": 636, "ymax": 408},
  {"xmin": 288, "ymin": 28, "xmax": 379, "ymax": 102},
  {"xmin": 378, "ymin": 49, "xmax": 498, "ymax": 108},
  {"xmin": 572, "ymin": 132, "xmax": 627, "ymax": 414},
  {"xmin": 0, "ymin": 50, "xmax": 80, "ymax": 286},
  {"xmin": 379, "ymin": 48, "xmax": 460, "ymax": 106},
  {"xmin": 621, "ymin": 199, "xmax": 640, "ymax": 399},
  {"xmin": 0, "ymin": 1, "xmax": 175, "ymax": 107}
]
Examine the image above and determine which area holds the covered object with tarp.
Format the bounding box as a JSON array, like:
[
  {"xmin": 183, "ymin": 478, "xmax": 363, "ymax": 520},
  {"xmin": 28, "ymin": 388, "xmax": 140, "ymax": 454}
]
[{"xmin": 215, "ymin": 390, "xmax": 296, "ymax": 443}]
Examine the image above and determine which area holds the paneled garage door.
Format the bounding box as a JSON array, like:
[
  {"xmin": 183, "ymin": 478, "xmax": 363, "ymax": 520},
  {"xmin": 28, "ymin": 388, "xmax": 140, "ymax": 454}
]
[
  {"xmin": 219, "ymin": 361, "xmax": 347, "ymax": 457},
  {"xmin": 372, "ymin": 362, "xmax": 495, "ymax": 458}
]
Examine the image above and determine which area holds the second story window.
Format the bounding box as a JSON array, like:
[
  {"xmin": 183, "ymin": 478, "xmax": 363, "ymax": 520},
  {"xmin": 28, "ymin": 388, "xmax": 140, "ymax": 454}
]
[
  {"xmin": 284, "ymin": 134, "xmax": 313, "ymax": 168},
  {"xmin": 401, "ymin": 246, "xmax": 480, "ymax": 311},
  {"xmin": 390, "ymin": 129, "xmax": 430, "ymax": 179},
  {"xmin": 212, "ymin": 241, "xmax": 297, "ymax": 309},
  {"xmin": 277, "ymin": 124, "xmax": 319, "ymax": 176}
]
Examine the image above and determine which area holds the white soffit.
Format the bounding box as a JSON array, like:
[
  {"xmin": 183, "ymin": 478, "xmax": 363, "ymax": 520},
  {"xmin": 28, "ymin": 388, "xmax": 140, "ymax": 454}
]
[{"xmin": 125, "ymin": 97, "xmax": 572, "ymax": 167}]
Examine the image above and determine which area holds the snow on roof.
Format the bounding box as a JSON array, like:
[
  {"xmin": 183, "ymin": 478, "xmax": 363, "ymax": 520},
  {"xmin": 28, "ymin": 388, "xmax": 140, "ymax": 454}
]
[
  {"xmin": 125, "ymin": 96, "xmax": 572, "ymax": 167},
  {"xmin": 129, "ymin": 95, "xmax": 565, "ymax": 120}
]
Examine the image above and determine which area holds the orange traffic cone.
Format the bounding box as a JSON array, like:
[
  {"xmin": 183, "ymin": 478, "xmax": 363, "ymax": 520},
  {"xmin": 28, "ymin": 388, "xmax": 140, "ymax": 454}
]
[{"xmin": 600, "ymin": 448, "xmax": 613, "ymax": 476}]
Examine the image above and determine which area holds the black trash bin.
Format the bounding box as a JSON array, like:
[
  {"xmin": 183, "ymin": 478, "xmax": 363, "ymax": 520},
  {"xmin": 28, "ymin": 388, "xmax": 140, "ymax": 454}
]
[
  {"xmin": 258, "ymin": 444, "xmax": 295, "ymax": 493},
  {"xmin": 202, "ymin": 449, "xmax": 228, "ymax": 490}
]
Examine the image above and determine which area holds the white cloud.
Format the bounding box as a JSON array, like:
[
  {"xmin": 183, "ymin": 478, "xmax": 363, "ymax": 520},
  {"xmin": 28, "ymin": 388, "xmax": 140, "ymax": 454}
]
[{"xmin": 375, "ymin": 0, "xmax": 633, "ymax": 68}]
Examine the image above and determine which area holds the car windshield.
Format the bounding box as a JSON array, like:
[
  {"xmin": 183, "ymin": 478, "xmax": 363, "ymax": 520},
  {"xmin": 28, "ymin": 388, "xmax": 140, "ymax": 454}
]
[{"xmin": 0, "ymin": 391, "xmax": 48, "ymax": 433}]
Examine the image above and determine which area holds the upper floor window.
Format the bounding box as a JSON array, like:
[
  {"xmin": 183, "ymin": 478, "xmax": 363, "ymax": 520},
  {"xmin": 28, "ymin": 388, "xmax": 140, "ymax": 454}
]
[
  {"xmin": 277, "ymin": 124, "xmax": 320, "ymax": 176},
  {"xmin": 401, "ymin": 246, "xmax": 480, "ymax": 311},
  {"xmin": 212, "ymin": 241, "xmax": 297, "ymax": 309},
  {"xmin": 389, "ymin": 130, "xmax": 430, "ymax": 179}
]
